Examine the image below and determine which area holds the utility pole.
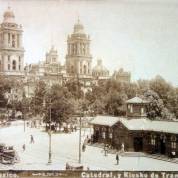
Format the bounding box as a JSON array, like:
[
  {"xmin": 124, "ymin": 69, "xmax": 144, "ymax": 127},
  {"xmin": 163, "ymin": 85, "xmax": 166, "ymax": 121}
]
[
  {"xmin": 23, "ymin": 95, "xmax": 26, "ymax": 132},
  {"xmin": 48, "ymin": 97, "xmax": 52, "ymax": 164},
  {"xmin": 79, "ymin": 116, "xmax": 81, "ymax": 164},
  {"xmin": 23, "ymin": 109, "xmax": 26, "ymax": 132},
  {"xmin": 77, "ymin": 74, "xmax": 82, "ymax": 164}
]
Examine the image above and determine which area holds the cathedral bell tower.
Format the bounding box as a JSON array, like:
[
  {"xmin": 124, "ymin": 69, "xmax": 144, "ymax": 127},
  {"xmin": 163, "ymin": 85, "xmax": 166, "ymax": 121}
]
[
  {"xmin": 66, "ymin": 19, "xmax": 92, "ymax": 76},
  {"xmin": 0, "ymin": 7, "xmax": 24, "ymax": 77}
]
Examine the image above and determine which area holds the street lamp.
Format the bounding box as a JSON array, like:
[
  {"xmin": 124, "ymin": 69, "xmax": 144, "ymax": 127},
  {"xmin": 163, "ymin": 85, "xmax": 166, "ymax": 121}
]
[
  {"xmin": 48, "ymin": 97, "xmax": 52, "ymax": 164},
  {"xmin": 79, "ymin": 115, "xmax": 82, "ymax": 164},
  {"xmin": 43, "ymin": 96, "xmax": 52, "ymax": 164},
  {"xmin": 23, "ymin": 109, "xmax": 26, "ymax": 132},
  {"xmin": 75, "ymin": 73, "xmax": 85, "ymax": 164}
]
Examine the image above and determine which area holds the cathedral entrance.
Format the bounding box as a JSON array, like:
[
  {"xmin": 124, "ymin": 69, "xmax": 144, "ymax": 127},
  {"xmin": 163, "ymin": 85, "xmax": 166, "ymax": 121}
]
[{"xmin": 134, "ymin": 137, "xmax": 143, "ymax": 152}]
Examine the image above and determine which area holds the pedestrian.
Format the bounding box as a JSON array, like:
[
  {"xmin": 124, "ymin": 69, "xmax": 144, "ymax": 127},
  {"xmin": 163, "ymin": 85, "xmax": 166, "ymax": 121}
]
[
  {"xmin": 116, "ymin": 153, "xmax": 119, "ymax": 165},
  {"xmin": 22, "ymin": 144, "xmax": 26, "ymax": 151},
  {"xmin": 104, "ymin": 144, "xmax": 108, "ymax": 156},
  {"xmin": 30, "ymin": 135, "xmax": 34, "ymax": 144}
]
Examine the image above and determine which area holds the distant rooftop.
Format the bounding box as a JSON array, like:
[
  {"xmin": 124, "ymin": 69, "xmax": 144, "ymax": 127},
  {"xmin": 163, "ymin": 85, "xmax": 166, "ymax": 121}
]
[
  {"xmin": 126, "ymin": 96, "xmax": 149, "ymax": 104},
  {"xmin": 90, "ymin": 115, "xmax": 178, "ymax": 134},
  {"xmin": 90, "ymin": 115, "xmax": 120, "ymax": 127}
]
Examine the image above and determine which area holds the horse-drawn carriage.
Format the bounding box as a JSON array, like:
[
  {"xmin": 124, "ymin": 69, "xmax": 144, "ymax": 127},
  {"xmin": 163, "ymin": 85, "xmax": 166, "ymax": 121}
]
[{"xmin": 0, "ymin": 144, "xmax": 19, "ymax": 164}]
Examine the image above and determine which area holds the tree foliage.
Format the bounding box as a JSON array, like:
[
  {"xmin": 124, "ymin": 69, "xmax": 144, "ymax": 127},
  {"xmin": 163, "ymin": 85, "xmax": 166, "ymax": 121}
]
[
  {"xmin": 43, "ymin": 84, "xmax": 74, "ymax": 125},
  {"xmin": 0, "ymin": 77, "xmax": 14, "ymax": 107},
  {"xmin": 84, "ymin": 77, "xmax": 178, "ymax": 120},
  {"xmin": 31, "ymin": 80, "xmax": 47, "ymax": 115},
  {"xmin": 8, "ymin": 74, "xmax": 178, "ymax": 122}
]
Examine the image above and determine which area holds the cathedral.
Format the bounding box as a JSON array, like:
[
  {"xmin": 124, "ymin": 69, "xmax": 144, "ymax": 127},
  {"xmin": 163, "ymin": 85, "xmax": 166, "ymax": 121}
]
[{"xmin": 0, "ymin": 7, "xmax": 131, "ymax": 97}]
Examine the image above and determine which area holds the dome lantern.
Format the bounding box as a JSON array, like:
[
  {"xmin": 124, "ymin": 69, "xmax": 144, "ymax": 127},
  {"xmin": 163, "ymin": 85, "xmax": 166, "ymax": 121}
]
[
  {"xmin": 73, "ymin": 18, "xmax": 85, "ymax": 34},
  {"xmin": 3, "ymin": 6, "xmax": 16, "ymax": 24}
]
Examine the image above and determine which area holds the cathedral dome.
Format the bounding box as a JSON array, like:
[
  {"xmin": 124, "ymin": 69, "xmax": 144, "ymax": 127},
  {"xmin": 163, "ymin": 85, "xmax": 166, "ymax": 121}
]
[
  {"xmin": 92, "ymin": 59, "xmax": 109, "ymax": 77},
  {"xmin": 3, "ymin": 7, "xmax": 15, "ymax": 23},
  {"xmin": 73, "ymin": 19, "xmax": 84, "ymax": 34}
]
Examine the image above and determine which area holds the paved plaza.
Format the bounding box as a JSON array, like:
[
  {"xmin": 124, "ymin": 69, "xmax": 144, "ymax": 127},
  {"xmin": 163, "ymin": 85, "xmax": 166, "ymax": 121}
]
[{"xmin": 0, "ymin": 121, "xmax": 178, "ymax": 171}]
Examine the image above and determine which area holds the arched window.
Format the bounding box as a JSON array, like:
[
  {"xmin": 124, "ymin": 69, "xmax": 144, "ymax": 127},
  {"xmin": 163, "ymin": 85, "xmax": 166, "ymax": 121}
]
[
  {"xmin": 130, "ymin": 104, "xmax": 133, "ymax": 113},
  {"xmin": 12, "ymin": 60, "xmax": 16, "ymax": 70},
  {"xmin": 102, "ymin": 132, "xmax": 106, "ymax": 139},
  {"xmin": 8, "ymin": 33, "xmax": 10, "ymax": 44},
  {"xmin": 80, "ymin": 61, "xmax": 82, "ymax": 74},
  {"xmin": 12, "ymin": 34, "xmax": 15, "ymax": 47},
  {"xmin": 12, "ymin": 40, "xmax": 15, "ymax": 48},
  {"xmin": 8, "ymin": 55, "xmax": 10, "ymax": 62},
  {"xmin": 8, "ymin": 64, "xmax": 10, "ymax": 70},
  {"xmin": 151, "ymin": 134, "xmax": 156, "ymax": 145},
  {"xmin": 109, "ymin": 128, "xmax": 113, "ymax": 139},
  {"xmin": 82, "ymin": 44, "xmax": 85, "ymax": 54},
  {"xmin": 83, "ymin": 65, "xmax": 87, "ymax": 75},
  {"xmin": 171, "ymin": 136, "xmax": 177, "ymax": 149},
  {"xmin": 141, "ymin": 107, "xmax": 144, "ymax": 114},
  {"xmin": 160, "ymin": 134, "xmax": 166, "ymax": 143},
  {"xmin": 83, "ymin": 44, "xmax": 86, "ymax": 54},
  {"xmin": 17, "ymin": 34, "xmax": 20, "ymax": 47}
]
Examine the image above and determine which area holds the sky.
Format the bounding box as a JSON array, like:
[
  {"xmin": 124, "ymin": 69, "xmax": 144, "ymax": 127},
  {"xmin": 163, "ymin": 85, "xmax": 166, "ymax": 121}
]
[{"xmin": 0, "ymin": 0, "xmax": 178, "ymax": 86}]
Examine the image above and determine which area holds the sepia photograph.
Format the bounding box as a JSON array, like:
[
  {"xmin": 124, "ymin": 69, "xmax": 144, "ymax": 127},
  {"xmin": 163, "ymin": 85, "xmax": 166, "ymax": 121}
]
[{"xmin": 0, "ymin": 0, "xmax": 178, "ymax": 177}]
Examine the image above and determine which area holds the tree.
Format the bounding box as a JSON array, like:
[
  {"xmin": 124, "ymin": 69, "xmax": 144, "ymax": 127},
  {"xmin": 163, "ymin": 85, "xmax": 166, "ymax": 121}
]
[
  {"xmin": 90, "ymin": 98, "xmax": 106, "ymax": 115},
  {"xmin": 31, "ymin": 80, "xmax": 47, "ymax": 115},
  {"xmin": 144, "ymin": 90, "xmax": 174, "ymax": 120},
  {"xmin": 149, "ymin": 75, "xmax": 177, "ymax": 119},
  {"xmin": 0, "ymin": 77, "xmax": 14, "ymax": 107},
  {"xmin": 43, "ymin": 84, "xmax": 74, "ymax": 126},
  {"xmin": 150, "ymin": 75, "xmax": 173, "ymax": 105},
  {"xmin": 105, "ymin": 90, "xmax": 127, "ymax": 116},
  {"xmin": 137, "ymin": 79, "xmax": 150, "ymax": 95},
  {"xmin": 65, "ymin": 79, "xmax": 84, "ymax": 99},
  {"xmin": 15, "ymin": 96, "xmax": 30, "ymax": 113}
]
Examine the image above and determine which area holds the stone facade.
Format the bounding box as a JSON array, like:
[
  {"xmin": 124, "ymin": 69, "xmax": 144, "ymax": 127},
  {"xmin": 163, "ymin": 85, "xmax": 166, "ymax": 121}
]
[
  {"xmin": 0, "ymin": 7, "xmax": 24, "ymax": 78},
  {"xmin": 24, "ymin": 46, "xmax": 65, "ymax": 96},
  {"xmin": 0, "ymin": 8, "xmax": 131, "ymax": 98},
  {"xmin": 66, "ymin": 19, "xmax": 92, "ymax": 77},
  {"xmin": 112, "ymin": 68, "xmax": 131, "ymax": 83}
]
